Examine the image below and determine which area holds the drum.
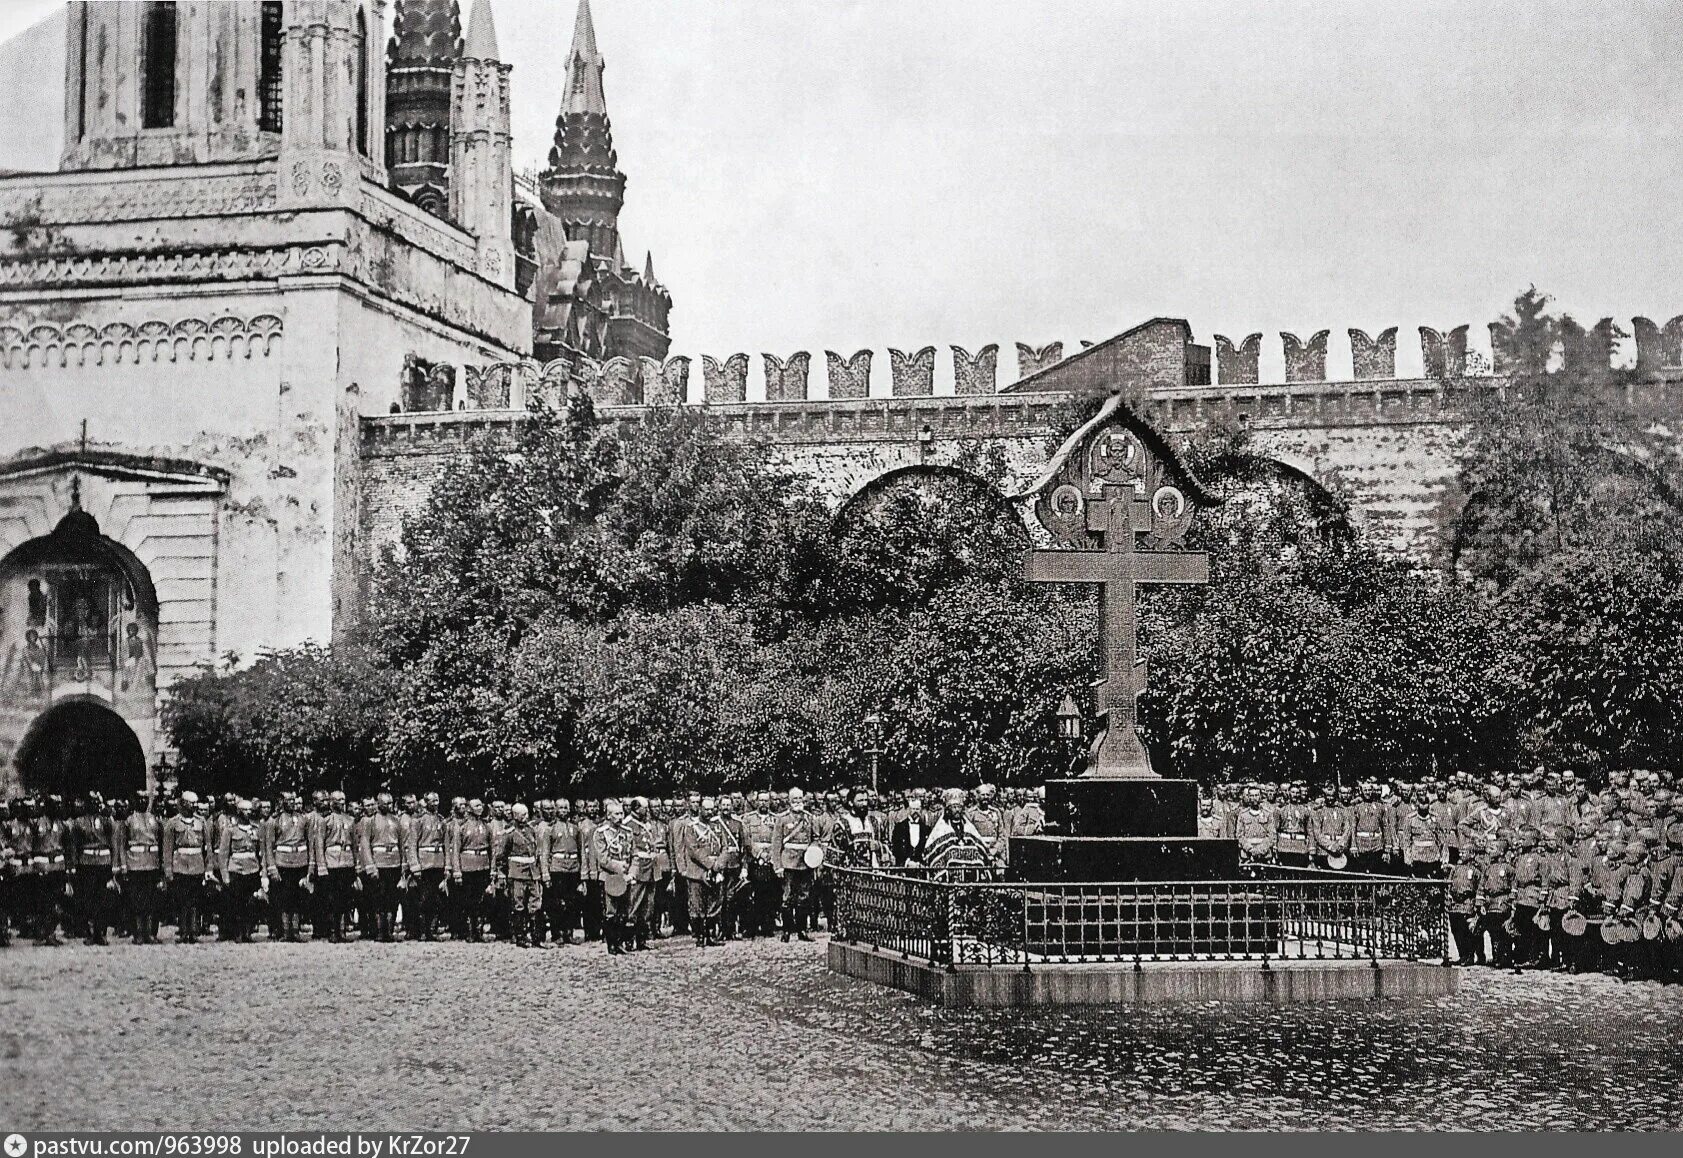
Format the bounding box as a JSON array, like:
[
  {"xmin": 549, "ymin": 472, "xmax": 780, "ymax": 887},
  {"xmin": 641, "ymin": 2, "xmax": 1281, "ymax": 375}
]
[
  {"xmin": 603, "ymin": 871, "xmax": 628, "ymax": 898},
  {"xmin": 1560, "ymin": 909, "xmax": 1587, "ymax": 937},
  {"xmin": 1325, "ymin": 854, "xmax": 1349, "ymax": 870},
  {"xmin": 1533, "ymin": 909, "xmax": 1551, "ymax": 932},
  {"xmin": 1641, "ymin": 913, "xmax": 1663, "ymax": 941},
  {"xmin": 1599, "ymin": 918, "xmax": 1622, "ymax": 946},
  {"xmin": 1665, "ymin": 916, "xmax": 1683, "ymax": 942},
  {"xmin": 801, "ymin": 843, "xmax": 825, "ymax": 870}
]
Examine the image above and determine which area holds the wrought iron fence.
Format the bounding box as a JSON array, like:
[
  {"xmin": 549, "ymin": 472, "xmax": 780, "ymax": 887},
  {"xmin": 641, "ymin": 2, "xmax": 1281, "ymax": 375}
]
[{"xmin": 831, "ymin": 866, "xmax": 1449, "ymax": 968}]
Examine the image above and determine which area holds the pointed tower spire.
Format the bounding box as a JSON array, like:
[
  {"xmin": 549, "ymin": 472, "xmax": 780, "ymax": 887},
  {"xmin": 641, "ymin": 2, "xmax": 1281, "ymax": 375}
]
[
  {"xmin": 541, "ymin": 0, "xmax": 626, "ymax": 261},
  {"xmin": 463, "ymin": 0, "xmax": 500, "ymax": 60},
  {"xmin": 643, "ymin": 251, "xmax": 657, "ymax": 284},
  {"xmin": 450, "ymin": 0, "xmax": 514, "ymax": 288},
  {"xmin": 560, "ymin": 0, "xmax": 609, "ymax": 117}
]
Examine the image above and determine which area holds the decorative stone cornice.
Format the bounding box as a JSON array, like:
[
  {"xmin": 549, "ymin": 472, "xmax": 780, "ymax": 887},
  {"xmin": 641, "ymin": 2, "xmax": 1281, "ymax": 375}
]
[
  {"xmin": 0, "ymin": 245, "xmax": 341, "ymax": 290},
  {"xmin": 0, "ymin": 168, "xmax": 279, "ymax": 226},
  {"xmin": 0, "ymin": 315, "xmax": 283, "ymax": 369}
]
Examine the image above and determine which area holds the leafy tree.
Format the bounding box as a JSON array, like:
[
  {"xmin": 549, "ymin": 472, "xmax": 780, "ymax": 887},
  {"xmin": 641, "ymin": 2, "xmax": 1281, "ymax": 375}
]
[
  {"xmin": 1493, "ymin": 548, "xmax": 1683, "ymax": 769},
  {"xmin": 162, "ymin": 643, "xmax": 395, "ymax": 797},
  {"xmin": 1452, "ymin": 288, "xmax": 1683, "ymax": 587}
]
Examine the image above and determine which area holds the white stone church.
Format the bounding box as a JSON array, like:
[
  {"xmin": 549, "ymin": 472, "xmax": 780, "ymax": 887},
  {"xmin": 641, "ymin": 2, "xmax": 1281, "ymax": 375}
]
[{"xmin": 0, "ymin": 1, "xmax": 667, "ymax": 797}]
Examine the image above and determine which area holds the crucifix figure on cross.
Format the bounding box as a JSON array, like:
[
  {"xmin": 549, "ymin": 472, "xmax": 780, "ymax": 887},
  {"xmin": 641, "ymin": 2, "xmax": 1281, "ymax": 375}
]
[{"xmin": 1016, "ymin": 396, "xmax": 1215, "ymax": 779}]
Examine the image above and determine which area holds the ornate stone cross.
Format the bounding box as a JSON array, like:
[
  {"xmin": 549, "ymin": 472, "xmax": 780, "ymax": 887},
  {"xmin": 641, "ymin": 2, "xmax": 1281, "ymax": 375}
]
[{"xmin": 1017, "ymin": 395, "xmax": 1214, "ymax": 779}]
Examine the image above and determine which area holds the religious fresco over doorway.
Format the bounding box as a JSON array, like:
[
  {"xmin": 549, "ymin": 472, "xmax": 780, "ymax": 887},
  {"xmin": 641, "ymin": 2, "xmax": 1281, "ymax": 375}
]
[{"xmin": 0, "ymin": 507, "xmax": 159, "ymax": 718}]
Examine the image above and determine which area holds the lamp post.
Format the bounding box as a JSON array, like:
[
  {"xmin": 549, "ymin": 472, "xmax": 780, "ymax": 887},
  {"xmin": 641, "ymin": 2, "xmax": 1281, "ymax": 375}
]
[
  {"xmin": 1056, "ymin": 694, "xmax": 1082, "ymax": 774},
  {"xmin": 151, "ymin": 750, "xmax": 177, "ymax": 798},
  {"xmin": 863, "ymin": 711, "xmax": 885, "ymax": 796}
]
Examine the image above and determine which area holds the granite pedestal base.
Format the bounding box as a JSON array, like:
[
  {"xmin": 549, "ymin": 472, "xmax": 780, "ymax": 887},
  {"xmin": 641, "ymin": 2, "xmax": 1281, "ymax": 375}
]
[{"xmin": 1010, "ymin": 834, "xmax": 1238, "ymax": 882}]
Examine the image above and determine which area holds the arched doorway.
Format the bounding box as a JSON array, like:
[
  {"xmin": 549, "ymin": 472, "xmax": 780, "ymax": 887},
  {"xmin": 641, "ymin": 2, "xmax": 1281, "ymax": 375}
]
[{"xmin": 16, "ymin": 698, "xmax": 146, "ymax": 800}]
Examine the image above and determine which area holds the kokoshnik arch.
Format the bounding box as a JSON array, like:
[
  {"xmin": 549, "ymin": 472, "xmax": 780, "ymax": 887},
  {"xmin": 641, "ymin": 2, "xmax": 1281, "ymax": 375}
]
[{"xmin": 4, "ymin": 2, "xmax": 1683, "ymax": 796}]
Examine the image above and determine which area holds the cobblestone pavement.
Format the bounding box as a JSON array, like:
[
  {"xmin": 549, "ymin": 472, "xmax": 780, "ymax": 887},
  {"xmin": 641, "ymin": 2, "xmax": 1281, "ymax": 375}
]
[{"xmin": 2, "ymin": 935, "xmax": 1681, "ymax": 1130}]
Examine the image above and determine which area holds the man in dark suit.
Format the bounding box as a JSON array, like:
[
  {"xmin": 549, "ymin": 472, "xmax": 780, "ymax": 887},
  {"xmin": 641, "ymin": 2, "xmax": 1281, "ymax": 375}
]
[{"xmin": 891, "ymin": 805, "xmax": 928, "ymax": 867}]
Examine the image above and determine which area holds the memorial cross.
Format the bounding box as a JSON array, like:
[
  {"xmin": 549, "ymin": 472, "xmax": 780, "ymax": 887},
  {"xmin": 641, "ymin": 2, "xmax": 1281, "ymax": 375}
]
[{"xmin": 1025, "ymin": 485, "xmax": 1208, "ymax": 778}]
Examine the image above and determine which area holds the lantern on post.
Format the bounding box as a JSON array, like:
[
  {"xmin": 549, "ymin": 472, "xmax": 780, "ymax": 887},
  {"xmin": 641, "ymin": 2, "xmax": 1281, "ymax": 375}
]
[
  {"xmin": 863, "ymin": 711, "xmax": 885, "ymax": 795},
  {"xmin": 1056, "ymin": 694, "xmax": 1082, "ymax": 743}
]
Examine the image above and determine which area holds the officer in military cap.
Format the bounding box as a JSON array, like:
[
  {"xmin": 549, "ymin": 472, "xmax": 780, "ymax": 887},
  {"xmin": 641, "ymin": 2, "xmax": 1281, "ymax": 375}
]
[
  {"xmin": 1476, "ymin": 835, "xmax": 1515, "ymax": 969},
  {"xmin": 0, "ymin": 799, "xmax": 14, "ymax": 946},
  {"xmin": 116, "ymin": 791, "xmax": 164, "ymax": 944},
  {"xmin": 742, "ymin": 791, "xmax": 779, "ymax": 937},
  {"xmin": 162, "ymin": 791, "xmax": 208, "ymax": 943},
  {"xmin": 1447, "ymin": 839, "xmax": 1485, "ymax": 965},
  {"xmin": 215, "ymin": 798, "xmax": 266, "ymax": 942},
  {"xmin": 538, "ymin": 797, "xmax": 585, "ymax": 947},
  {"xmin": 593, "ymin": 798, "xmax": 634, "ymax": 955},
  {"xmin": 493, "ymin": 803, "xmax": 550, "ymax": 948},
  {"xmin": 69, "ymin": 793, "xmax": 116, "ymax": 944},
  {"xmin": 772, "ymin": 787, "xmax": 819, "ymax": 942}
]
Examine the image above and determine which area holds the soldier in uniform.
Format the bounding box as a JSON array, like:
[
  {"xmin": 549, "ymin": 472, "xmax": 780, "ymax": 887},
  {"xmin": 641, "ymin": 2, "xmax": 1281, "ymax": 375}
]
[
  {"xmin": 1401, "ymin": 795, "xmax": 1446, "ymax": 878},
  {"xmin": 162, "ymin": 791, "xmax": 209, "ymax": 943},
  {"xmin": 1008, "ymin": 788, "xmax": 1045, "ymax": 858},
  {"xmin": 310, "ymin": 790, "xmax": 358, "ymax": 942},
  {"xmin": 69, "ymin": 795, "xmax": 116, "ymax": 944},
  {"xmin": 578, "ymin": 798, "xmax": 602, "ymax": 942},
  {"xmin": 1510, "ymin": 827, "xmax": 1545, "ymax": 967},
  {"xmin": 1311, "ymin": 786, "xmax": 1353, "ymax": 867},
  {"xmin": 1538, "ymin": 826, "xmax": 1573, "ymax": 971},
  {"xmin": 1535, "ymin": 773, "xmax": 1571, "ymax": 842},
  {"xmin": 1235, "ymin": 785, "xmax": 1277, "ymax": 868},
  {"xmin": 538, "ymin": 797, "xmax": 584, "ymax": 947},
  {"xmin": 593, "ymin": 798, "xmax": 634, "ymax": 955},
  {"xmin": 652, "ymin": 796, "xmax": 679, "ymax": 937},
  {"xmin": 448, "ymin": 797, "xmax": 494, "ymax": 942},
  {"xmin": 676, "ymin": 796, "xmax": 728, "ymax": 947},
  {"xmin": 116, "ymin": 792, "xmax": 164, "ymax": 944},
  {"xmin": 1447, "ymin": 840, "xmax": 1485, "ymax": 965},
  {"xmin": 0, "ymin": 800, "xmax": 14, "ymax": 946},
  {"xmin": 1427, "ymin": 782, "xmax": 1460, "ymax": 866},
  {"xmin": 715, "ymin": 794, "xmax": 747, "ymax": 939},
  {"xmin": 1351, "ymin": 783, "xmax": 1393, "ymax": 875},
  {"xmin": 968, "ymin": 784, "xmax": 1008, "ymax": 867},
  {"xmin": 214, "ymin": 798, "xmax": 266, "ymax": 942},
  {"xmin": 403, "ymin": 792, "xmax": 449, "ymax": 940},
  {"xmin": 263, "ymin": 791, "xmax": 312, "ymax": 942},
  {"xmin": 359, "ymin": 792, "xmax": 405, "ymax": 942},
  {"xmin": 28, "ymin": 796, "xmax": 70, "ymax": 945},
  {"xmin": 1476, "ymin": 836, "xmax": 1515, "ymax": 969},
  {"xmin": 772, "ymin": 787, "xmax": 819, "ymax": 942},
  {"xmin": 809, "ymin": 792, "xmax": 842, "ymax": 933},
  {"xmin": 487, "ymin": 800, "xmax": 511, "ymax": 940},
  {"xmin": 1275, "ymin": 784, "xmax": 1311, "ymax": 868},
  {"xmin": 742, "ymin": 792, "xmax": 779, "ymax": 938},
  {"xmin": 493, "ymin": 803, "xmax": 550, "ymax": 948},
  {"xmin": 623, "ymin": 797, "xmax": 659, "ymax": 950},
  {"xmin": 1197, "ymin": 796, "xmax": 1225, "ymax": 839}
]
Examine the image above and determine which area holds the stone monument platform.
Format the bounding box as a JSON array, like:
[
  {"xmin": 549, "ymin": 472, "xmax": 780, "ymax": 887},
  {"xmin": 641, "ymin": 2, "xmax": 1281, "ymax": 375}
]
[{"xmin": 829, "ymin": 941, "xmax": 1459, "ymax": 1007}]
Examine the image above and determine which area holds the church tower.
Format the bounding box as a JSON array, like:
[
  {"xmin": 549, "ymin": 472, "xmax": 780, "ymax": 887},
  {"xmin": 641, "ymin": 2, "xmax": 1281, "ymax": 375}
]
[
  {"xmin": 385, "ymin": 0, "xmax": 460, "ymax": 214},
  {"xmin": 540, "ymin": 0, "xmax": 624, "ymax": 261},
  {"xmin": 533, "ymin": 0, "xmax": 672, "ymax": 365},
  {"xmin": 448, "ymin": 0, "xmax": 514, "ymax": 290},
  {"xmin": 2, "ymin": 0, "xmax": 530, "ymax": 796}
]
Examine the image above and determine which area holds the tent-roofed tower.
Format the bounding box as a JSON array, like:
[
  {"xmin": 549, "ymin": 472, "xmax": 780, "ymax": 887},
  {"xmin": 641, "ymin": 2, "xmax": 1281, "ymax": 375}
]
[
  {"xmin": 541, "ymin": 0, "xmax": 623, "ymax": 258},
  {"xmin": 386, "ymin": 0, "xmax": 462, "ymax": 214},
  {"xmin": 534, "ymin": 0, "xmax": 671, "ymax": 364}
]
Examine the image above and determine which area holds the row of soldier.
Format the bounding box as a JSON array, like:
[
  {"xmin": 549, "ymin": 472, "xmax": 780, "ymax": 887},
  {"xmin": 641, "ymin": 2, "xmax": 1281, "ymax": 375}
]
[
  {"xmin": 1203, "ymin": 767, "xmax": 1683, "ymax": 981},
  {"xmin": 0, "ymin": 782, "xmax": 1042, "ymax": 952}
]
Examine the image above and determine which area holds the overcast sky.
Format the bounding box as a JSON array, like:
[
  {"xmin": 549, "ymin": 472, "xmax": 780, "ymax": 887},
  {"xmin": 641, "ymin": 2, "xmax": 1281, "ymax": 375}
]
[{"xmin": 2, "ymin": 0, "xmax": 1681, "ymax": 381}]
